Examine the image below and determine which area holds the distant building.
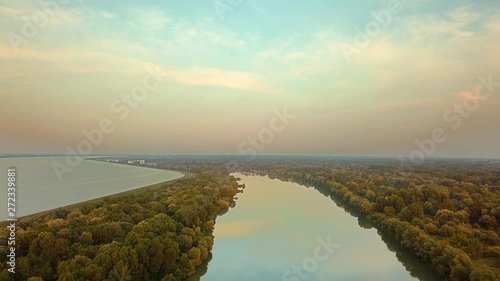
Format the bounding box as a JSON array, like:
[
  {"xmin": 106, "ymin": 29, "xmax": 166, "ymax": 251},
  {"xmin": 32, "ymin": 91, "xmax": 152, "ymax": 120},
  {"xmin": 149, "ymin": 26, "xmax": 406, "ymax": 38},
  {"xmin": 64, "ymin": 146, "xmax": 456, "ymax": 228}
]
[{"xmin": 127, "ymin": 160, "xmax": 146, "ymax": 165}]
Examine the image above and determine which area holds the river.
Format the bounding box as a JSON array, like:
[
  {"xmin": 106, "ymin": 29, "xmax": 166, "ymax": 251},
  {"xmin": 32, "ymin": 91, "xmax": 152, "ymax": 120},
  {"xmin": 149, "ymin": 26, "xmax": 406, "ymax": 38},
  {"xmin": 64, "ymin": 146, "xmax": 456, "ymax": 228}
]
[
  {"xmin": 0, "ymin": 157, "xmax": 183, "ymax": 219},
  {"xmin": 192, "ymin": 173, "xmax": 442, "ymax": 281}
]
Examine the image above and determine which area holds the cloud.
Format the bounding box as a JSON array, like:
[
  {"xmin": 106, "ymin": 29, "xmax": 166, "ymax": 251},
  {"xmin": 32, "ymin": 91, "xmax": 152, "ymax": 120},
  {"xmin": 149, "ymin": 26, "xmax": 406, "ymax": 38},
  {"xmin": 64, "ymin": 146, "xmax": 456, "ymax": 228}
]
[
  {"xmin": 1, "ymin": 0, "xmax": 499, "ymax": 156},
  {"xmin": 166, "ymin": 17, "xmax": 250, "ymax": 49},
  {"xmin": 456, "ymin": 90, "xmax": 476, "ymax": 100},
  {"xmin": 165, "ymin": 67, "xmax": 283, "ymax": 93},
  {"xmin": 98, "ymin": 10, "xmax": 115, "ymax": 19},
  {"xmin": 127, "ymin": 8, "xmax": 170, "ymax": 31},
  {"xmin": 0, "ymin": 42, "xmax": 146, "ymax": 78},
  {"xmin": 0, "ymin": 5, "xmax": 23, "ymax": 16},
  {"xmin": 49, "ymin": 8, "xmax": 85, "ymax": 27},
  {"xmin": 364, "ymin": 97, "xmax": 444, "ymax": 113},
  {"xmin": 0, "ymin": 1, "xmax": 85, "ymax": 28}
]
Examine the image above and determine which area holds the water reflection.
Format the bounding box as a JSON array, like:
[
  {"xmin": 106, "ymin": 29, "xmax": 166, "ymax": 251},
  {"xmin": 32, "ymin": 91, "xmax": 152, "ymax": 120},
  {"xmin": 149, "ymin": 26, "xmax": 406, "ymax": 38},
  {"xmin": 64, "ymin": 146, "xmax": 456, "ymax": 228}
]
[
  {"xmin": 193, "ymin": 173, "xmax": 441, "ymax": 281},
  {"xmin": 186, "ymin": 254, "xmax": 211, "ymax": 281}
]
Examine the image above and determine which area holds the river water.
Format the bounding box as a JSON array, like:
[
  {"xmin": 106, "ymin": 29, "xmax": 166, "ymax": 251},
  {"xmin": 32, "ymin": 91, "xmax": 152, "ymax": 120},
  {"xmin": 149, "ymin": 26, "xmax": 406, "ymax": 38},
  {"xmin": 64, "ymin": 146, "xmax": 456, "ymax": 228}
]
[
  {"xmin": 194, "ymin": 173, "xmax": 442, "ymax": 281},
  {"xmin": 0, "ymin": 157, "xmax": 183, "ymax": 219}
]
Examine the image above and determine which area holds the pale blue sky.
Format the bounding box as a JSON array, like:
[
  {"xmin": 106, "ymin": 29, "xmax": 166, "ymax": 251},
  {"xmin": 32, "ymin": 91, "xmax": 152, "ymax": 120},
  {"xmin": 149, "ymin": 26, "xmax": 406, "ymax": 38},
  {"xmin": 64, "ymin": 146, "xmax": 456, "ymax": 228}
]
[{"xmin": 1, "ymin": 0, "xmax": 499, "ymax": 157}]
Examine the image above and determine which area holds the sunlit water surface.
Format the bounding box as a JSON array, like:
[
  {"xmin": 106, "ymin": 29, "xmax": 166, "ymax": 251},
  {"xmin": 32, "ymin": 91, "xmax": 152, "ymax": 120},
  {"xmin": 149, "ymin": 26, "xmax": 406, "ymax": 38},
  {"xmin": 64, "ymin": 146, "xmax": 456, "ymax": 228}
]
[{"xmin": 194, "ymin": 173, "xmax": 442, "ymax": 281}]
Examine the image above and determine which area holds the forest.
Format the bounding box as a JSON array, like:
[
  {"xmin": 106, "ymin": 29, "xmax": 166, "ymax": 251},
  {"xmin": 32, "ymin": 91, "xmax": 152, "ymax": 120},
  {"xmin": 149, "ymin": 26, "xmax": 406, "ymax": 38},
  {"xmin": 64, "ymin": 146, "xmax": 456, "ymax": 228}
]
[
  {"xmin": 156, "ymin": 156, "xmax": 500, "ymax": 281},
  {"xmin": 1, "ymin": 156, "xmax": 499, "ymax": 281},
  {"xmin": 0, "ymin": 171, "xmax": 241, "ymax": 281}
]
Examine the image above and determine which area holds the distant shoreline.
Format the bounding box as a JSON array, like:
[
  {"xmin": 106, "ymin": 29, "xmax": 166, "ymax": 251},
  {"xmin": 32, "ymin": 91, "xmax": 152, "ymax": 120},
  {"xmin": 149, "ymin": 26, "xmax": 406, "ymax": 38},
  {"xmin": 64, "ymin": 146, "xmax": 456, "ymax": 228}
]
[
  {"xmin": 0, "ymin": 171, "xmax": 185, "ymax": 225},
  {"xmin": 0, "ymin": 158, "xmax": 187, "ymax": 224}
]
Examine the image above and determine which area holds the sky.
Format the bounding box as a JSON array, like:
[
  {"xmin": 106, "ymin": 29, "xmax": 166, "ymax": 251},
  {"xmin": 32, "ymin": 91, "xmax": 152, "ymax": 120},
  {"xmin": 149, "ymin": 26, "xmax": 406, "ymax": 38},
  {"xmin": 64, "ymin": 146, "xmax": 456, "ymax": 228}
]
[{"xmin": 1, "ymin": 0, "xmax": 499, "ymax": 158}]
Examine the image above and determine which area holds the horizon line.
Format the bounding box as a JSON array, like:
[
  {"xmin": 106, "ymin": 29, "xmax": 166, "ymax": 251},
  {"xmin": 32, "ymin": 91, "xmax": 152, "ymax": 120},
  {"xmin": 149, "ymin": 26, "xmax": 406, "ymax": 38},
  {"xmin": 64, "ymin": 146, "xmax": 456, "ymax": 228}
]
[{"xmin": 1, "ymin": 153, "xmax": 500, "ymax": 161}]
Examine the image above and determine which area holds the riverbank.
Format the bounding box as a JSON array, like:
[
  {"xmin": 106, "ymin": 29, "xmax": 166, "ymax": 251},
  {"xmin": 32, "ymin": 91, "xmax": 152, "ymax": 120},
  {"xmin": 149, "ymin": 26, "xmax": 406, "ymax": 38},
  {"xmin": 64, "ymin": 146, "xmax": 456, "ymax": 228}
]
[
  {"xmin": 196, "ymin": 173, "xmax": 429, "ymax": 281},
  {"xmin": 0, "ymin": 157, "xmax": 185, "ymax": 219},
  {"xmin": 275, "ymin": 175, "xmax": 461, "ymax": 280},
  {"xmin": 0, "ymin": 173, "xmax": 185, "ymax": 226},
  {"xmin": 260, "ymin": 165, "xmax": 500, "ymax": 281},
  {"xmin": 0, "ymin": 170, "xmax": 241, "ymax": 280}
]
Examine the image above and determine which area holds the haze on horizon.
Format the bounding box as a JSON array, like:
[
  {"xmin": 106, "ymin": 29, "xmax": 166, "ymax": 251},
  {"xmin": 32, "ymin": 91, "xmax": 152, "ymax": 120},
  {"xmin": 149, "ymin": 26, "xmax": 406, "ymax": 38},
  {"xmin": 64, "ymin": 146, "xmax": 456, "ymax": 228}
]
[{"xmin": 1, "ymin": 0, "xmax": 499, "ymax": 158}]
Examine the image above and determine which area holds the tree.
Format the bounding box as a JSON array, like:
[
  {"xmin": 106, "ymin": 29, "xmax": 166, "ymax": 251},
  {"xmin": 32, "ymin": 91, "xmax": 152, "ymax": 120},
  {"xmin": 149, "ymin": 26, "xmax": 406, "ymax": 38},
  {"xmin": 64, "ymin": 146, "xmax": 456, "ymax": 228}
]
[
  {"xmin": 387, "ymin": 195, "xmax": 405, "ymax": 213},
  {"xmin": 384, "ymin": 206, "xmax": 396, "ymax": 217},
  {"xmin": 79, "ymin": 231, "xmax": 93, "ymax": 244},
  {"xmin": 179, "ymin": 253, "xmax": 195, "ymax": 277},
  {"xmin": 57, "ymin": 272, "xmax": 75, "ymax": 281},
  {"xmin": 188, "ymin": 247, "xmax": 202, "ymax": 267},
  {"xmin": 450, "ymin": 264, "xmax": 470, "ymax": 281},
  {"xmin": 469, "ymin": 266, "xmax": 500, "ymax": 281},
  {"xmin": 440, "ymin": 224, "xmax": 456, "ymax": 237},
  {"xmin": 149, "ymin": 238, "xmax": 164, "ymax": 274},
  {"xmin": 423, "ymin": 223, "xmax": 438, "ymax": 234},
  {"xmin": 359, "ymin": 199, "xmax": 374, "ymax": 215},
  {"xmin": 469, "ymin": 239, "xmax": 483, "ymax": 259},
  {"xmin": 110, "ymin": 261, "xmax": 132, "ymax": 281}
]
